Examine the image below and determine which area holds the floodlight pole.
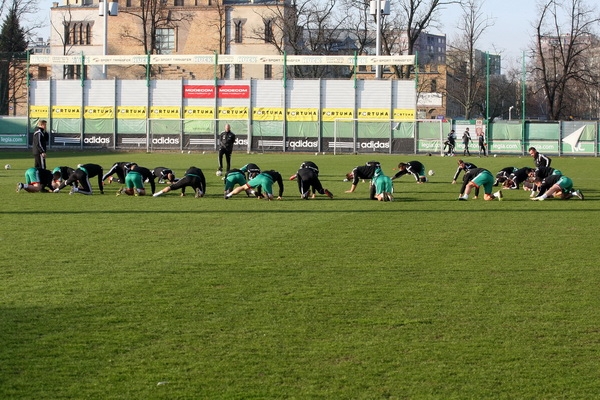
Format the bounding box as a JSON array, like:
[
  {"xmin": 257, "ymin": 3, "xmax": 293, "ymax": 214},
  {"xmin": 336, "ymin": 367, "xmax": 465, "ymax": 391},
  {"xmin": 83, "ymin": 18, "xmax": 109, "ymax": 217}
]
[
  {"xmin": 509, "ymin": 106, "xmax": 514, "ymax": 121},
  {"xmin": 102, "ymin": 0, "xmax": 107, "ymax": 79},
  {"xmin": 375, "ymin": 0, "xmax": 381, "ymax": 79},
  {"xmin": 100, "ymin": 0, "xmax": 118, "ymax": 79}
]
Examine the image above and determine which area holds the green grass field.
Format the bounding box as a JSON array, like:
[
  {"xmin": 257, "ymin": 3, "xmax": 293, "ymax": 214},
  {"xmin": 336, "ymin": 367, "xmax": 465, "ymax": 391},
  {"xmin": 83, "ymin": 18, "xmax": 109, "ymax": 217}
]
[{"xmin": 1, "ymin": 150, "xmax": 599, "ymax": 399}]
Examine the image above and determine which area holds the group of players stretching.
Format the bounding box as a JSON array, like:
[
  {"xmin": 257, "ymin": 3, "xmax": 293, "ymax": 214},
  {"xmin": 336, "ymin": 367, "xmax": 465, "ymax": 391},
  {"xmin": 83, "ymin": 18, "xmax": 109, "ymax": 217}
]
[
  {"xmin": 15, "ymin": 146, "xmax": 584, "ymax": 201},
  {"xmin": 450, "ymin": 147, "xmax": 583, "ymax": 201}
]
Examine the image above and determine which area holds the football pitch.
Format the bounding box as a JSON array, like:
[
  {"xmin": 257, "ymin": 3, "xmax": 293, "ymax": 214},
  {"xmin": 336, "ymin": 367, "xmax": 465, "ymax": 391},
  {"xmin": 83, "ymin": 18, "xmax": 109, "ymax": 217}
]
[{"xmin": 1, "ymin": 150, "xmax": 600, "ymax": 399}]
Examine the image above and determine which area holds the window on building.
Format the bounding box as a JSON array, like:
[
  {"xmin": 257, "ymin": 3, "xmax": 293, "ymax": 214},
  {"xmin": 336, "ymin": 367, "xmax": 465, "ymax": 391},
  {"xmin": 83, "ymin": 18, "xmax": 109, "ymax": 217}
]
[
  {"xmin": 86, "ymin": 23, "xmax": 92, "ymax": 45},
  {"xmin": 264, "ymin": 19, "xmax": 273, "ymax": 43},
  {"xmin": 64, "ymin": 22, "xmax": 92, "ymax": 45},
  {"xmin": 430, "ymin": 79, "xmax": 437, "ymax": 92},
  {"xmin": 234, "ymin": 20, "xmax": 243, "ymax": 43},
  {"xmin": 67, "ymin": 25, "xmax": 74, "ymax": 45},
  {"xmin": 126, "ymin": 0, "xmax": 132, "ymax": 6},
  {"xmin": 156, "ymin": 28, "xmax": 175, "ymax": 54},
  {"xmin": 234, "ymin": 64, "xmax": 242, "ymax": 79},
  {"xmin": 38, "ymin": 66, "xmax": 48, "ymax": 80},
  {"xmin": 264, "ymin": 64, "xmax": 272, "ymax": 79},
  {"xmin": 64, "ymin": 64, "xmax": 87, "ymax": 80},
  {"xmin": 174, "ymin": 0, "xmax": 184, "ymax": 5}
]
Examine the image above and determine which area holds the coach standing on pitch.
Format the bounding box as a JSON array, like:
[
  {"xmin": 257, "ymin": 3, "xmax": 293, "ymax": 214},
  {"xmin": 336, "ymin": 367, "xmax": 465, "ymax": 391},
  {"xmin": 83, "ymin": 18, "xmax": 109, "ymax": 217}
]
[
  {"xmin": 32, "ymin": 120, "xmax": 49, "ymax": 169},
  {"xmin": 217, "ymin": 123, "xmax": 236, "ymax": 175}
]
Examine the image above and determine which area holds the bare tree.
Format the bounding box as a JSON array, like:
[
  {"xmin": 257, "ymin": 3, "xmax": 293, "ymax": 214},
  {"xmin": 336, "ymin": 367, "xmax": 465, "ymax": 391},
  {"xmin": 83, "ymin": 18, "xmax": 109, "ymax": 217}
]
[
  {"xmin": 487, "ymin": 68, "xmax": 521, "ymax": 120},
  {"xmin": 446, "ymin": 0, "xmax": 494, "ymax": 118},
  {"xmin": 340, "ymin": 0, "xmax": 410, "ymax": 78},
  {"xmin": 531, "ymin": 0, "xmax": 600, "ymax": 120},
  {"xmin": 249, "ymin": 0, "xmax": 347, "ymax": 78},
  {"xmin": 338, "ymin": 0, "xmax": 375, "ymax": 55},
  {"xmin": 340, "ymin": 0, "xmax": 461, "ymax": 79},
  {"xmin": 204, "ymin": 0, "xmax": 228, "ymax": 79},
  {"xmin": 394, "ymin": 0, "xmax": 462, "ymax": 79}
]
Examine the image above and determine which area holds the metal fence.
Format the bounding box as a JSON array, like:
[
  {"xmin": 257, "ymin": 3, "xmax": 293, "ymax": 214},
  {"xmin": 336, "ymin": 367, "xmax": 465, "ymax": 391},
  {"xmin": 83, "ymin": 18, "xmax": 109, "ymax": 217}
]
[{"xmin": 1, "ymin": 76, "xmax": 599, "ymax": 155}]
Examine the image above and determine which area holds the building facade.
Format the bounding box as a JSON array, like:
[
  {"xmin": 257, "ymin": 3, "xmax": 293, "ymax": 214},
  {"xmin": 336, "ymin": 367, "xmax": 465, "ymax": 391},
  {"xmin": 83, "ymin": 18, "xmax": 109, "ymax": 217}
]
[{"xmin": 48, "ymin": 0, "xmax": 292, "ymax": 80}]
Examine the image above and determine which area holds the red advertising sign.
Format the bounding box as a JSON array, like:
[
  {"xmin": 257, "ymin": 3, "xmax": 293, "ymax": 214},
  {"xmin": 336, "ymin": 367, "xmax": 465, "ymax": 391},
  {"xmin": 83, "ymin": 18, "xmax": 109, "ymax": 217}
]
[
  {"xmin": 184, "ymin": 85, "xmax": 250, "ymax": 99},
  {"xmin": 218, "ymin": 85, "xmax": 249, "ymax": 99},
  {"xmin": 184, "ymin": 85, "xmax": 215, "ymax": 98}
]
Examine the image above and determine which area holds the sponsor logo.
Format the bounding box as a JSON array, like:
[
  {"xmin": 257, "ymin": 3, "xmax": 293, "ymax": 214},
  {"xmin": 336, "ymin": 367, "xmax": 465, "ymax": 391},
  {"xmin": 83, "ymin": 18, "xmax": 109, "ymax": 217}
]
[
  {"xmin": 360, "ymin": 140, "xmax": 389, "ymax": 149},
  {"xmin": 420, "ymin": 141, "xmax": 440, "ymax": 149},
  {"xmin": 234, "ymin": 138, "xmax": 248, "ymax": 146},
  {"xmin": 0, "ymin": 136, "xmax": 25, "ymax": 143},
  {"xmin": 237, "ymin": 56, "xmax": 258, "ymax": 63},
  {"xmin": 84, "ymin": 136, "xmax": 110, "ymax": 144},
  {"xmin": 537, "ymin": 144, "xmax": 556, "ymax": 151},
  {"xmin": 287, "ymin": 139, "xmax": 318, "ymax": 148},
  {"xmin": 152, "ymin": 137, "xmax": 180, "ymax": 145},
  {"xmin": 492, "ymin": 143, "xmax": 521, "ymax": 150}
]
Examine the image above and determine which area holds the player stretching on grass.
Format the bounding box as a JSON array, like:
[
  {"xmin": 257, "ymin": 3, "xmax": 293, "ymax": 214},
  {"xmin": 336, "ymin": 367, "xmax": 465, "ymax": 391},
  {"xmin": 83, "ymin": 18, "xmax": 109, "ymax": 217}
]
[
  {"xmin": 290, "ymin": 161, "xmax": 333, "ymax": 200},
  {"xmin": 224, "ymin": 168, "xmax": 255, "ymax": 197},
  {"xmin": 53, "ymin": 163, "xmax": 104, "ymax": 195},
  {"xmin": 116, "ymin": 163, "xmax": 147, "ymax": 196},
  {"xmin": 372, "ymin": 167, "xmax": 394, "ymax": 201},
  {"xmin": 531, "ymin": 174, "xmax": 583, "ymax": 201},
  {"xmin": 102, "ymin": 161, "xmax": 134, "ymax": 184},
  {"xmin": 458, "ymin": 168, "xmax": 503, "ymax": 201},
  {"xmin": 392, "ymin": 161, "xmax": 427, "ymax": 183},
  {"xmin": 345, "ymin": 161, "xmax": 381, "ymax": 199},
  {"xmin": 152, "ymin": 167, "xmax": 177, "ymax": 184},
  {"xmin": 528, "ymin": 147, "xmax": 551, "ymax": 168},
  {"xmin": 225, "ymin": 170, "xmax": 284, "ymax": 201},
  {"xmin": 502, "ymin": 167, "xmax": 533, "ymax": 190},
  {"xmin": 452, "ymin": 160, "xmax": 477, "ymax": 184},
  {"xmin": 16, "ymin": 168, "xmax": 54, "ymax": 193},
  {"xmin": 153, "ymin": 166, "xmax": 206, "ymax": 198}
]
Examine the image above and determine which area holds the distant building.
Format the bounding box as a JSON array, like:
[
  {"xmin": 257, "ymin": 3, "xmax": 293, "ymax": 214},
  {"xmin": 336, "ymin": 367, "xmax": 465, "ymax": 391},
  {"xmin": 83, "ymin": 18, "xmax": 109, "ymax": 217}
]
[
  {"xmin": 47, "ymin": 0, "xmax": 294, "ymax": 80},
  {"xmin": 412, "ymin": 32, "xmax": 447, "ymax": 66},
  {"xmin": 475, "ymin": 50, "xmax": 501, "ymax": 75},
  {"xmin": 28, "ymin": 37, "xmax": 50, "ymax": 80}
]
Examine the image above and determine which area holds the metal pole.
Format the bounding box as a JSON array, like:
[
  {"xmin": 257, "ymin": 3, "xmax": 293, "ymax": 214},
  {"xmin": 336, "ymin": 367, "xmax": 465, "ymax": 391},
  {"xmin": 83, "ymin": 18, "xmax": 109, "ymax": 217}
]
[
  {"xmin": 102, "ymin": 0, "xmax": 107, "ymax": 78},
  {"xmin": 521, "ymin": 51, "xmax": 526, "ymax": 155},
  {"xmin": 375, "ymin": 0, "xmax": 381, "ymax": 79},
  {"xmin": 485, "ymin": 52, "xmax": 490, "ymax": 153}
]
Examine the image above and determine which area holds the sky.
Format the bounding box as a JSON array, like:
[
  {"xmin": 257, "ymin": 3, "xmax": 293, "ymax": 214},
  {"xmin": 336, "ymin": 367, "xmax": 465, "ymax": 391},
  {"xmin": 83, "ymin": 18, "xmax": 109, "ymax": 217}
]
[
  {"xmin": 30, "ymin": 0, "xmax": 535, "ymax": 67},
  {"xmin": 435, "ymin": 0, "xmax": 537, "ymax": 66}
]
